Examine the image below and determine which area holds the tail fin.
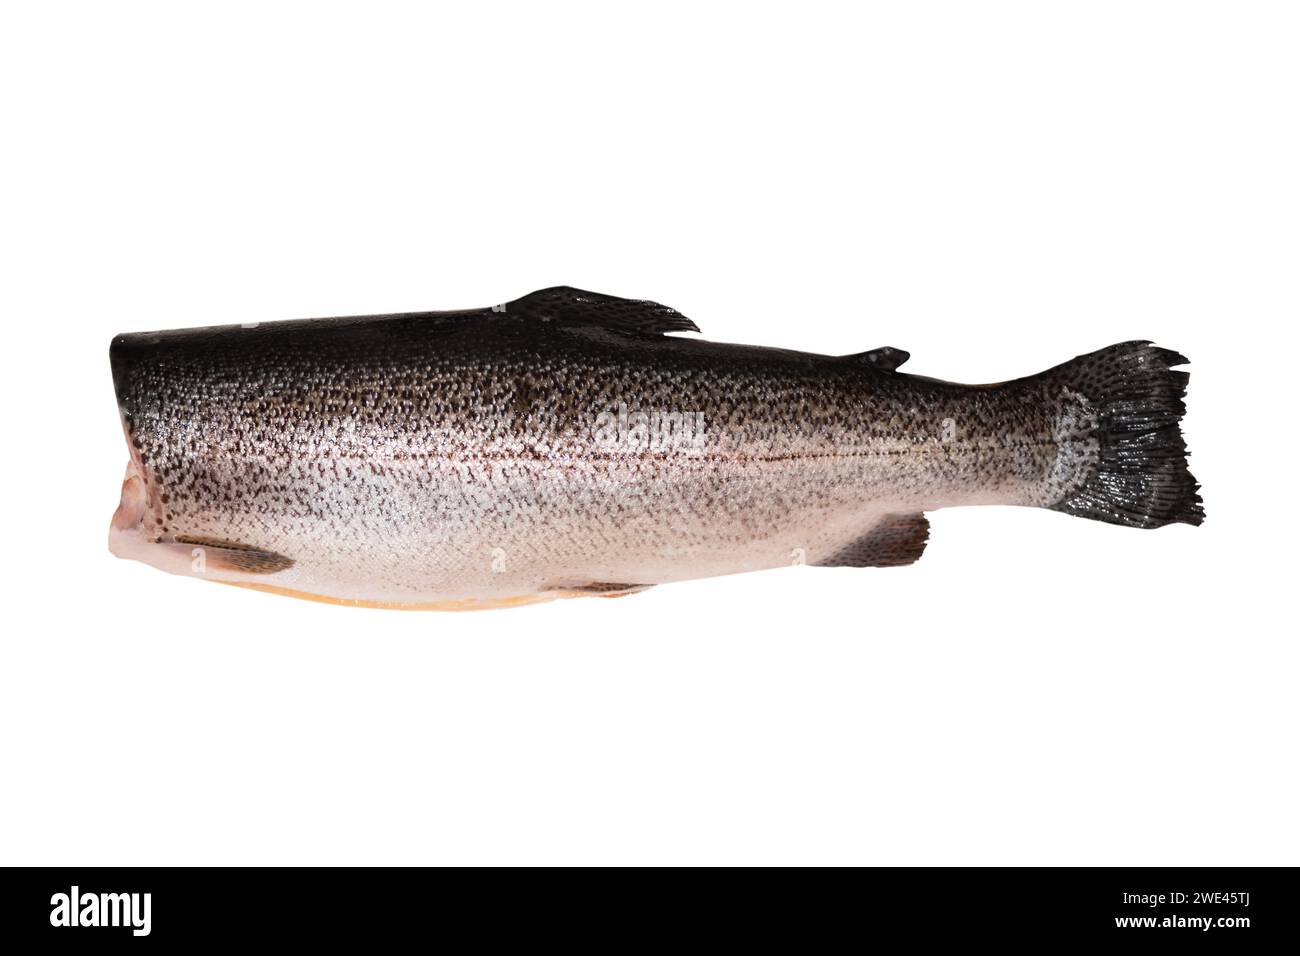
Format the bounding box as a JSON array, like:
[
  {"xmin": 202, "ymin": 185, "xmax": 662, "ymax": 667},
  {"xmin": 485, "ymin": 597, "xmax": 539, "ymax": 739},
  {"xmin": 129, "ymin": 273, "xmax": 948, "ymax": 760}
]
[{"xmin": 1041, "ymin": 341, "xmax": 1203, "ymax": 528}]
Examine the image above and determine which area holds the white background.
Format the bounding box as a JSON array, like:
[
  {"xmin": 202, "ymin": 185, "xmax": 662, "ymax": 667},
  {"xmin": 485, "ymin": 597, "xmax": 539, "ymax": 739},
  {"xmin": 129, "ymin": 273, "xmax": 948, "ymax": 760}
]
[{"xmin": 2, "ymin": 2, "xmax": 1296, "ymax": 865}]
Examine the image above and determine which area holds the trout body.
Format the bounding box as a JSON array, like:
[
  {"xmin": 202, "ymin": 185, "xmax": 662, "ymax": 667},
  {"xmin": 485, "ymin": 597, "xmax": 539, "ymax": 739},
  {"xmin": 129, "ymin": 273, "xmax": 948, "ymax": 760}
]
[{"xmin": 109, "ymin": 287, "xmax": 1202, "ymax": 609}]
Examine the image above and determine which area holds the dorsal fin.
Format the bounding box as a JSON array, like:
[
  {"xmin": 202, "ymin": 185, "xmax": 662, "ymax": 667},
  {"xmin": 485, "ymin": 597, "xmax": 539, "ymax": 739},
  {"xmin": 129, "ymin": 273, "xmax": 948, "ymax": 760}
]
[
  {"xmin": 844, "ymin": 346, "xmax": 910, "ymax": 371},
  {"xmin": 504, "ymin": 286, "xmax": 699, "ymax": 335}
]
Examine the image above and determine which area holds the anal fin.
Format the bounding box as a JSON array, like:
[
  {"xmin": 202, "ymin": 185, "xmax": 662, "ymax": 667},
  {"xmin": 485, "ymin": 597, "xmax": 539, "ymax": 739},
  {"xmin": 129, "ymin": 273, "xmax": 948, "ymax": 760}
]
[{"xmin": 814, "ymin": 513, "xmax": 930, "ymax": 568}]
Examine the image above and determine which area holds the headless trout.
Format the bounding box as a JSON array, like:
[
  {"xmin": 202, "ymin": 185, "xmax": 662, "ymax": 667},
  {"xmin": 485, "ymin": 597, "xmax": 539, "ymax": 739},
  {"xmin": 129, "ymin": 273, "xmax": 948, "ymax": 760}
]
[{"xmin": 108, "ymin": 287, "xmax": 1202, "ymax": 610}]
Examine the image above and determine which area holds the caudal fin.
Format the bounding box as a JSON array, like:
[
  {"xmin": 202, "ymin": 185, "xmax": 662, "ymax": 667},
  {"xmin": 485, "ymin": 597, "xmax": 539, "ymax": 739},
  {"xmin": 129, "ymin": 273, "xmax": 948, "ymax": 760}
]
[{"xmin": 1041, "ymin": 341, "xmax": 1203, "ymax": 528}]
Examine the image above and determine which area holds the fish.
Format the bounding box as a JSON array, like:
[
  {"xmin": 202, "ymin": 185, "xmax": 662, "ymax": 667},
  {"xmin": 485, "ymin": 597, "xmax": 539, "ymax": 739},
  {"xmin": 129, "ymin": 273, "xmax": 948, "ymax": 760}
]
[{"xmin": 108, "ymin": 286, "xmax": 1203, "ymax": 610}]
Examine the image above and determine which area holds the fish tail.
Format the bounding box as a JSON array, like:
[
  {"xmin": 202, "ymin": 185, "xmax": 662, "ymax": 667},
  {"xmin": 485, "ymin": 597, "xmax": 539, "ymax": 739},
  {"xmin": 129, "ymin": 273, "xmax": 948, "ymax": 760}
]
[{"xmin": 1035, "ymin": 341, "xmax": 1203, "ymax": 528}]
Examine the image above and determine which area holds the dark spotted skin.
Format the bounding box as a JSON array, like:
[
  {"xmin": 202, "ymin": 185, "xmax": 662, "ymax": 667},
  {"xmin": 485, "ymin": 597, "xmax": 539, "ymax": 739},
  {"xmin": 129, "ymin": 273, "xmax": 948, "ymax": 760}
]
[{"xmin": 108, "ymin": 287, "xmax": 1198, "ymax": 604}]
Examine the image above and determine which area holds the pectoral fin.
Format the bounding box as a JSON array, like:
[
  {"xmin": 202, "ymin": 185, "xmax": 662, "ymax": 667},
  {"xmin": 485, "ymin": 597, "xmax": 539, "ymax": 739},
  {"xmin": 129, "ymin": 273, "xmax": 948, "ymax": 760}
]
[
  {"xmin": 814, "ymin": 513, "xmax": 930, "ymax": 568},
  {"xmin": 169, "ymin": 535, "xmax": 294, "ymax": 574}
]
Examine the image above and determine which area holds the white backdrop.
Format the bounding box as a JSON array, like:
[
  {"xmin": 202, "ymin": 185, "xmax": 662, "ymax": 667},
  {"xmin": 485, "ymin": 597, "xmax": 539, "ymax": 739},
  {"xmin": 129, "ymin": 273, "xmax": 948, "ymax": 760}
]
[{"xmin": 2, "ymin": 1, "xmax": 1296, "ymax": 865}]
